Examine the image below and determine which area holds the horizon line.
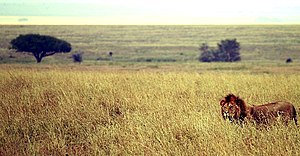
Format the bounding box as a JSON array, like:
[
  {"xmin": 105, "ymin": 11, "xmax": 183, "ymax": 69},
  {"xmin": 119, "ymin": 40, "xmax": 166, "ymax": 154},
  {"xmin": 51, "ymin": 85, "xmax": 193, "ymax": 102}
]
[{"xmin": 1, "ymin": 16, "xmax": 300, "ymax": 25}]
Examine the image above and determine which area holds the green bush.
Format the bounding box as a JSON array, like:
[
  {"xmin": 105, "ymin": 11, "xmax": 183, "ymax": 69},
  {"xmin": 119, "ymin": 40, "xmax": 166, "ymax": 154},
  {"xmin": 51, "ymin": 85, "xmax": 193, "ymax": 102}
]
[{"xmin": 199, "ymin": 39, "xmax": 241, "ymax": 62}]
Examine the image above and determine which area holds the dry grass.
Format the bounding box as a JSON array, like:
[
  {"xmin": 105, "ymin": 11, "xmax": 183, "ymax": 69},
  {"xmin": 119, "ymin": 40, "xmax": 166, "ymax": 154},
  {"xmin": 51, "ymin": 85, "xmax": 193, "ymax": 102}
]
[{"xmin": 0, "ymin": 65, "xmax": 300, "ymax": 155}]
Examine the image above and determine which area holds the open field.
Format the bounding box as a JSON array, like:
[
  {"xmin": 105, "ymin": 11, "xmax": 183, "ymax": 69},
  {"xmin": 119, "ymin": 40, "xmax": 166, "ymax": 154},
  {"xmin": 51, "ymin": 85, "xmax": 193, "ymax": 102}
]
[
  {"xmin": 1, "ymin": 25, "xmax": 300, "ymax": 155},
  {"xmin": 1, "ymin": 65, "xmax": 300, "ymax": 155},
  {"xmin": 1, "ymin": 25, "xmax": 300, "ymax": 64}
]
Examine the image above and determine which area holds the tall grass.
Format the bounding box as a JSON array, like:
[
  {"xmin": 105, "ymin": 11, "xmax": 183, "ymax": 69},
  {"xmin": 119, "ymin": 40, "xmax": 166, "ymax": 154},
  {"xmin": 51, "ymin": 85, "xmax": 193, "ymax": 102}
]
[{"xmin": 0, "ymin": 66, "xmax": 300, "ymax": 155}]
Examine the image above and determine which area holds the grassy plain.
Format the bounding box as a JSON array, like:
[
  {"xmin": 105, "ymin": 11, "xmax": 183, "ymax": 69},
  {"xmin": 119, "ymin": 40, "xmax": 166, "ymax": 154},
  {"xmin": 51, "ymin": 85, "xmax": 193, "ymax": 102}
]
[
  {"xmin": 1, "ymin": 65, "xmax": 300, "ymax": 155},
  {"xmin": 1, "ymin": 25, "xmax": 300, "ymax": 64},
  {"xmin": 1, "ymin": 25, "xmax": 300, "ymax": 155}
]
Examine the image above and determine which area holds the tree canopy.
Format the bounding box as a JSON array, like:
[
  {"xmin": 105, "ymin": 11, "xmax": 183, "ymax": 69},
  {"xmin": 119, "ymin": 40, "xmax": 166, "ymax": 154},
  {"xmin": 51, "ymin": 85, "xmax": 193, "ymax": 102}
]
[{"xmin": 10, "ymin": 34, "xmax": 72, "ymax": 63}]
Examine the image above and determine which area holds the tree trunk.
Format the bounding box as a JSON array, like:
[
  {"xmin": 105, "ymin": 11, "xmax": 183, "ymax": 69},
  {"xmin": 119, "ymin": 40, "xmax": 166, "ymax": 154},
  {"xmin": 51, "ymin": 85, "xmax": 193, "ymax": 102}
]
[
  {"xmin": 33, "ymin": 52, "xmax": 44, "ymax": 63},
  {"xmin": 36, "ymin": 57, "xmax": 42, "ymax": 63}
]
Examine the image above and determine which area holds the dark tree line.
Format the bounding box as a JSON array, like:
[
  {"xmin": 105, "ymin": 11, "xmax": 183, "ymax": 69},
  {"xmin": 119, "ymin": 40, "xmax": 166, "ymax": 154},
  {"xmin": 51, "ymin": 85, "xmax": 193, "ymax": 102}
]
[{"xmin": 199, "ymin": 39, "xmax": 241, "ymax": 62}]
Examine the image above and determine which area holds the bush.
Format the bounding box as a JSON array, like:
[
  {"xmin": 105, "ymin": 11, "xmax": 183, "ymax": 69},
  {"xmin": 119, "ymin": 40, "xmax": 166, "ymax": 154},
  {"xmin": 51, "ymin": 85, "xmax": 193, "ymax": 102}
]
[
  {"xmin": 199, "ymin": 50, "xmax": 215, "ymax": 62},
  {"xmin": 199, "ymin": 39, "xmax": 241, "ymax": 62},
  {"xmin": 72, "ymin": 53, "xmax": 83, "ymax": 63},
  {"xmin": 286, "ymin": 58, "xmax": 293, "ymax": 63}
]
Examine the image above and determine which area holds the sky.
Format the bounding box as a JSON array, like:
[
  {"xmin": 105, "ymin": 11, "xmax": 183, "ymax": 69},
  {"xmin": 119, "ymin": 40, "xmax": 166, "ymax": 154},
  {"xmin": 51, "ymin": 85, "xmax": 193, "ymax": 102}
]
[{"xmin": 1, "ymin": 0, "xmax": 300, "ymax": 25}]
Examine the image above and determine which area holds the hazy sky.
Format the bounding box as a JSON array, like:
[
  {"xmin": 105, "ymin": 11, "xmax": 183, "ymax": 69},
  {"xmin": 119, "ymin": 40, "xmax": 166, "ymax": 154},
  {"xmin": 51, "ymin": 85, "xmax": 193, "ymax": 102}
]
[{"xmin": 1, "ymin": 0, "xmax": 300, "ymax": 24}]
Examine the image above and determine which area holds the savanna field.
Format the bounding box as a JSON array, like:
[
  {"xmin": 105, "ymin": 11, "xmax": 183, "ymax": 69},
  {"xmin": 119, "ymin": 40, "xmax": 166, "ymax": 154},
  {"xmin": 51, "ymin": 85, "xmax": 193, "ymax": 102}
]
[{"xmin": 1, "ymin": 25, "xmax": 300, "ymax": 155}]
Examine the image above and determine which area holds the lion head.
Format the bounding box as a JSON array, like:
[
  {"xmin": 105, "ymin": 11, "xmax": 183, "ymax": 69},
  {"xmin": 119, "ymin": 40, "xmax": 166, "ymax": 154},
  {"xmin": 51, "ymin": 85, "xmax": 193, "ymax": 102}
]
[{"xmin": 220, "ymin": 94, "xmax": 242, "ymax": 123}]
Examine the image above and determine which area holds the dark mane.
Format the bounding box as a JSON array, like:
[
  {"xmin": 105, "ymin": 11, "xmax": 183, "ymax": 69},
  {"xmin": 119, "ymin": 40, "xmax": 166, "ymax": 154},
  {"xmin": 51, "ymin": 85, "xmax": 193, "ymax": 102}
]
[
  {"xmin": 224, "ymin": 94, "xmax": 237, "ymax": 102},
  {"xmin": 224, "ymin": 94, "xmax": 247, "ymax": 119},
  {"xmin": 235, "ymin": 97, "xmax": 247, "ymax": 120}
]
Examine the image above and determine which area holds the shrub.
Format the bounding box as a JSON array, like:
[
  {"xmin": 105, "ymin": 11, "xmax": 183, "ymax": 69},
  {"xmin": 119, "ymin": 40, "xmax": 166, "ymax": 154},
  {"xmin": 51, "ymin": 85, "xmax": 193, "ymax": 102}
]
[
  {"xmin": 72, "ymin": 53, "xmax": 83, "ymax": 63},
  {"xmin": 199, "ymin": 39, "xmax": 241, "ymax": 62},
  {"xmin": 286, "ymin": 58, "xmax": 293, "ymax": 63}
]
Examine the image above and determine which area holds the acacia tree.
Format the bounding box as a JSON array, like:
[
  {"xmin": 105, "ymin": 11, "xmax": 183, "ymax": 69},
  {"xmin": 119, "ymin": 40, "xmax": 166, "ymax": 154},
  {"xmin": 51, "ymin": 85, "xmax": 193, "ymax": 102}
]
[{"xmin": 10, "ymin": 34, "xmax": 72, "ymax": 63}]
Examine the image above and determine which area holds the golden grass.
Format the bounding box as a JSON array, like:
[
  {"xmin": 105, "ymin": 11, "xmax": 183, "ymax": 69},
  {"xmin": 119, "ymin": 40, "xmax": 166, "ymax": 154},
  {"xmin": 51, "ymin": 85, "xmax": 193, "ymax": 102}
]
[{"xmin": 0, "ymin": 65, "xmax": 300, "ymax": 155}]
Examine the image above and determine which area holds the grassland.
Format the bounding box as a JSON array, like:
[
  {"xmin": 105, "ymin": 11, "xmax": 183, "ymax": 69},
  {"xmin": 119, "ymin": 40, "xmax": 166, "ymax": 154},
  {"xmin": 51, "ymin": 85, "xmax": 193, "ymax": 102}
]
[
  {"xmin": 1, "ymin": 25, "xmax": 300, "ymax": 64},
  {"xmin": 1, "ymin": 25, "xmax": 300, "ymax": 155},
  {"xmin": 0, "ymin": 65, "xmax": 300, "ymax": 155}
]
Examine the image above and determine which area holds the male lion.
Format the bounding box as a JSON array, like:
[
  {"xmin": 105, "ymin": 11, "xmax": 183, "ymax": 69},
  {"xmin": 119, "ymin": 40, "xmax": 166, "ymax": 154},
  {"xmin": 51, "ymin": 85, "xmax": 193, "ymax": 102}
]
[{"xmin": 220, "ymin": 94, "xmax": 298, "ymax": 126}]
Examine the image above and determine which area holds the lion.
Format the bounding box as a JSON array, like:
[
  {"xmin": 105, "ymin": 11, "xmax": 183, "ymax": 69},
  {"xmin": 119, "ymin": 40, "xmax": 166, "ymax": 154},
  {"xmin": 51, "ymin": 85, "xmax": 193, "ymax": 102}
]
[{"xmin": 220, "ymin": 94, "xmax": 298, "ymax": 126}]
